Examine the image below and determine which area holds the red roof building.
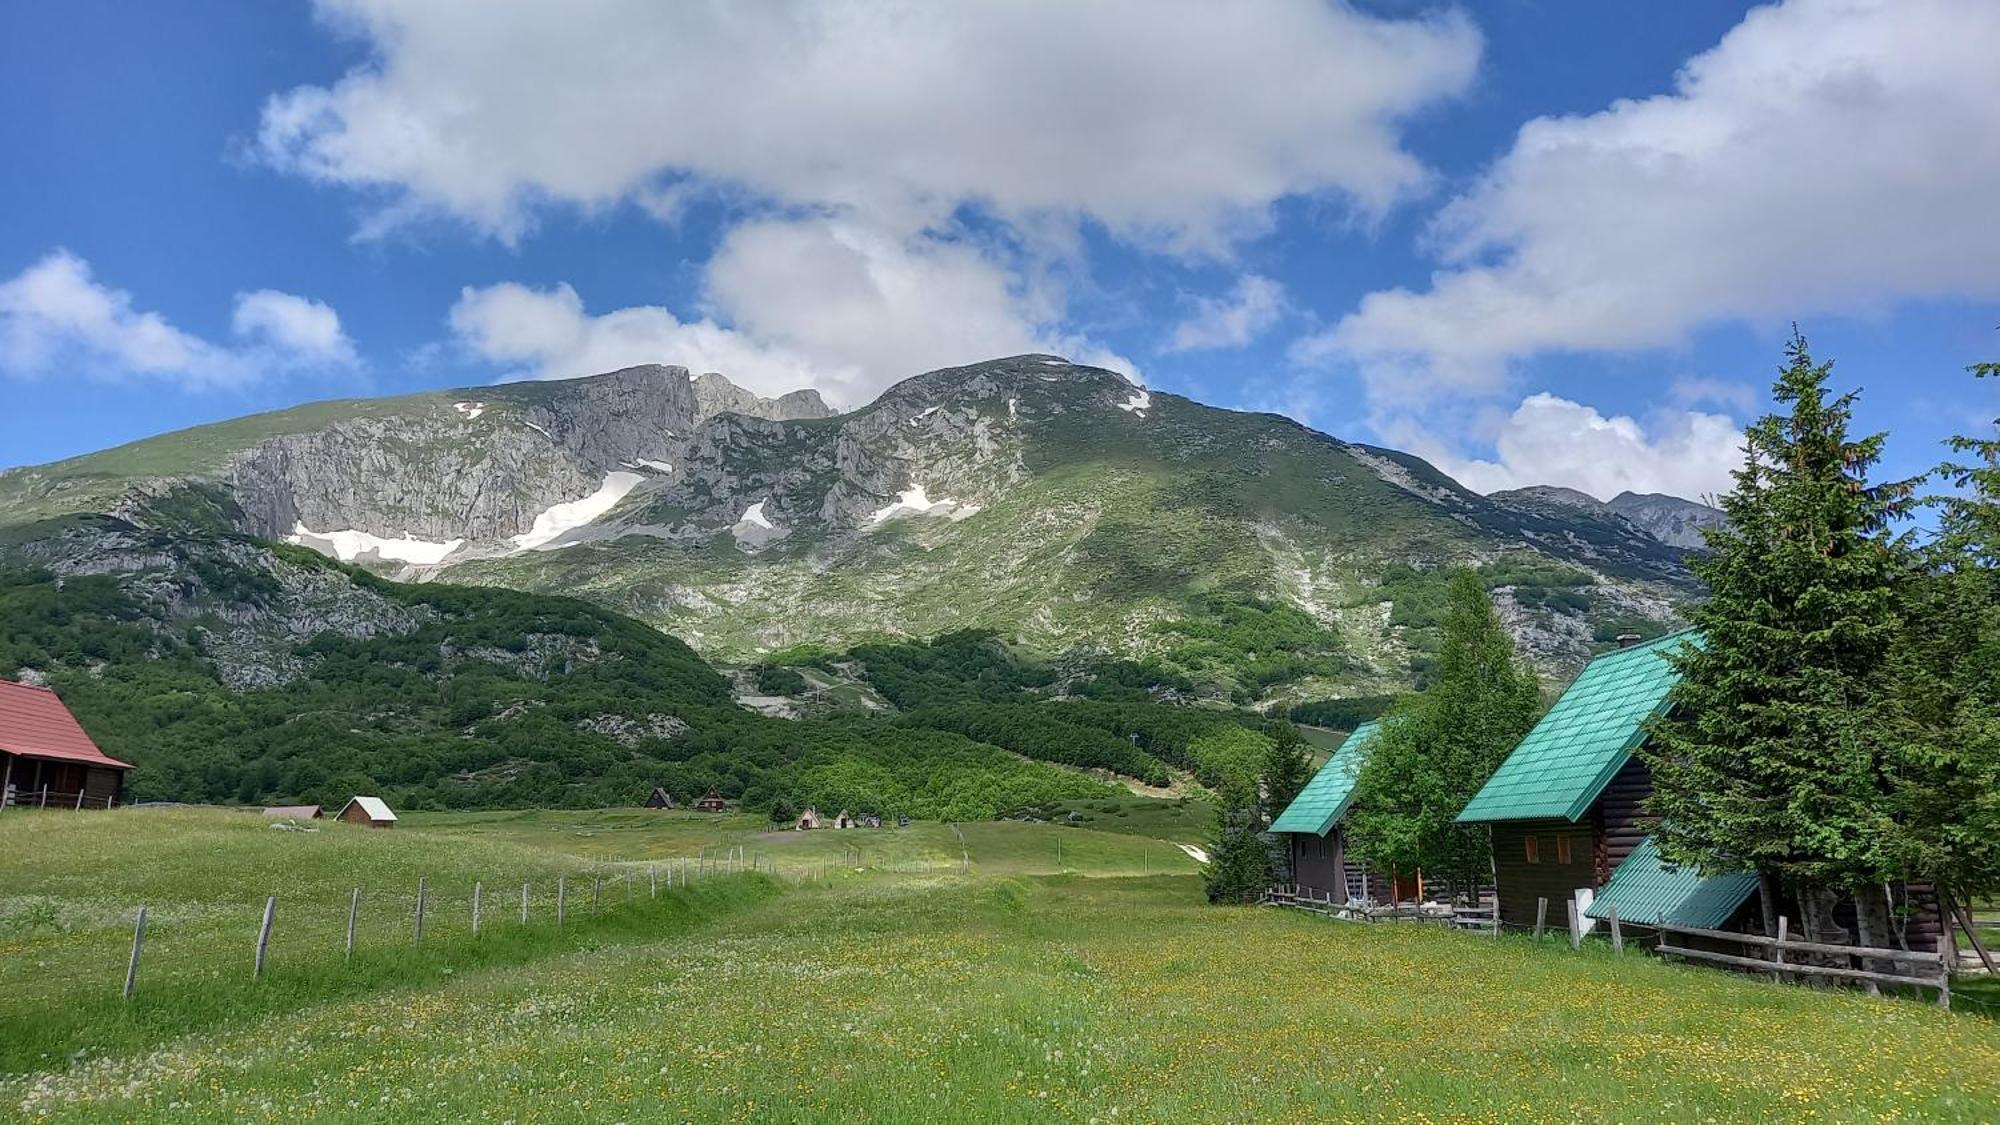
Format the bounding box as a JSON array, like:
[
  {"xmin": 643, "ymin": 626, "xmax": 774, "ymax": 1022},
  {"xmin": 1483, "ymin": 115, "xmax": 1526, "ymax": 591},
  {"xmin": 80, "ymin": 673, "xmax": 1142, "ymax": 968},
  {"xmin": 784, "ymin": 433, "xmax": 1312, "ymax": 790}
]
[{"xmin": 0, "ymin": 680, "xmax": 133, "ymax": 810}]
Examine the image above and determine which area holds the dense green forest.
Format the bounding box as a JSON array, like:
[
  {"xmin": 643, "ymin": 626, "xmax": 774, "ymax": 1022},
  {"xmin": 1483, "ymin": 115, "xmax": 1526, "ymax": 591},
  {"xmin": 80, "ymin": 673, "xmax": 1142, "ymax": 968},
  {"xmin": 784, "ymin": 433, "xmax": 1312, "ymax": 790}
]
[{"xmin": 0, "ymin": 540, "xmax": 1320, "ymax": 819}]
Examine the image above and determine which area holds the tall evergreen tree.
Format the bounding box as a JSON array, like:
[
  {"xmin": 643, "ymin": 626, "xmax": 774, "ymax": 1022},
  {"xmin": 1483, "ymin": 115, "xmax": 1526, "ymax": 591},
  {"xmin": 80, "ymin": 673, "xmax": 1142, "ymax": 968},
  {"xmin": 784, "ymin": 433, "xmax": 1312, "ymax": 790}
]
[
  {"xmin": 1640, "ymin": 331, "xmax": 1919, "ymax": 942},
  {"xmin": 1347, "ymin": 568, "xmax": 1542, "ymax": 897},
  {"xmin": 1203, "ymin": 775, "xmax": 1275, "ymax": 904},
  {"xmin": 1878, "ymin": 355, "xmax": 2000, "ymax": 916},
  {"xmin": 1260, "ymin": 720, "xmax": 1313, "ymax": 823}
]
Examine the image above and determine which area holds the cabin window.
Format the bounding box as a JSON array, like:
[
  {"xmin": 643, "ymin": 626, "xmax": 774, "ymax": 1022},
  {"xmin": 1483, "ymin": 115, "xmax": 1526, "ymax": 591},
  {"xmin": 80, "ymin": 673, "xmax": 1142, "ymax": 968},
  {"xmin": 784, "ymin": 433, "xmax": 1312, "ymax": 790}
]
[
  {"xmin": 1524, "ymin": 835, "xmax": 1540, "ymax": 864},
  {"xmin": 1556, "ymin": 835, "xmax": 1573, "ymax": 865}
]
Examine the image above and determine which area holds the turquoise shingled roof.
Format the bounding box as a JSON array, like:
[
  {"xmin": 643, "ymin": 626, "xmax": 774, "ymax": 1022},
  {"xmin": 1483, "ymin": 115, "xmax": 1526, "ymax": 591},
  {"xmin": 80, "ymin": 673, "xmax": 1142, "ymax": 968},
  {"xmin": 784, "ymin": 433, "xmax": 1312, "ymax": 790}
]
[
  {"xmin": 1585, "ymin": 835, "xmax": 1759, "ymax": 929},
  {"xmin": 1269, "ymin": 720, "xmax": 1380, "ymax": 836},
  {"xmin": 1457, "ymin": 631, "xmax": 1696, "ymax": 824}
]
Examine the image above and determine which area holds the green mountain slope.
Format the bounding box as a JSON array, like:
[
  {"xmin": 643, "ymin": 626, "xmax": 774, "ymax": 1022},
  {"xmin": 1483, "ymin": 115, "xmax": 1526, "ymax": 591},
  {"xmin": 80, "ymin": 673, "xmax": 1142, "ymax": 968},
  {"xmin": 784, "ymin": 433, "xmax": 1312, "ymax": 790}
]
[
  {"xmin": 0, "ymin": 356, "xmax": 1699, "ymax": 699},
  {"xmin": 0, "ymin": 519, "xmax": 1118, "ymax": 817}
]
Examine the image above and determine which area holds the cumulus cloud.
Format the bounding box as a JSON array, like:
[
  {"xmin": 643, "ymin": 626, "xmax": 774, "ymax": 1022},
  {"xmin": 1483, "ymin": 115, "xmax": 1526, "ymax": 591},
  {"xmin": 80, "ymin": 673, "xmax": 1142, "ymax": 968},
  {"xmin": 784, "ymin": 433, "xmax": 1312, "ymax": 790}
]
[
  {"xmin": 453, "ymin": 220, "xmax": 1135, "ymax": 405},
  {"xmin": 0, "ymin": 250, "xmax": 353, "ymax": 389},
  {"xmin": 1165, "ymin": 275, "xmax": 1286, "ymax": 352},
  {"xmin": 1305, "ymin": 0, "xmax": 2000, "ymax": 396},
  {"xmin": 232, "ymin": 289, "xmax": 357, "ymax": 365},
  {"xmin": 1390, "ymin": 394, "xmax": 1743, "ymax": 502},
  {"xmin": 260, "ymin": 0, "xmax": 1479, "ymax": 249}
]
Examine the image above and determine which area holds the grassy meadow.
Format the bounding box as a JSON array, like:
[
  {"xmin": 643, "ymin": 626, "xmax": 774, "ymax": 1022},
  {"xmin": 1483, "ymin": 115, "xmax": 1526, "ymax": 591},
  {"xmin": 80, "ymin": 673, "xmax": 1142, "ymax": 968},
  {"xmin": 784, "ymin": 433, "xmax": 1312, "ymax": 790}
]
[{"xmin": 3, "ymin": 806, "xmax": 1997, "ymax": 1122}]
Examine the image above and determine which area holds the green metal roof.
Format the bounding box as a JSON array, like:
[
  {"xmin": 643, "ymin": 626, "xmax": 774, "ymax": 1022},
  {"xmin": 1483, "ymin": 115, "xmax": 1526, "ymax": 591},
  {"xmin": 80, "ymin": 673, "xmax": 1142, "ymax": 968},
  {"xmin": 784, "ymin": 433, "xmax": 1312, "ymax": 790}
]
[
  {"xmin": 1585, "ymin": 835, "xmax": 1759, "ymax": 929},
  {"xmin": 1269, "ymin": 720, "xmax": 1380, "ymax": 836},
  {"xmin": 1456, "ymin": 631, "xmax": 1696, "ymax": 824}
]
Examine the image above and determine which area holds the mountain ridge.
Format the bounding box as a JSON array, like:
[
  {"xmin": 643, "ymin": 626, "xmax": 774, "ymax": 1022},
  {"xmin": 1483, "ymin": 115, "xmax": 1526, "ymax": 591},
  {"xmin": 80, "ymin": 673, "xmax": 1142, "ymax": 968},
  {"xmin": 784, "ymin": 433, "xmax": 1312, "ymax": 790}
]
[{"xmin": 1, "ymin": 355, "xmax": 1703, "ymax": 693}]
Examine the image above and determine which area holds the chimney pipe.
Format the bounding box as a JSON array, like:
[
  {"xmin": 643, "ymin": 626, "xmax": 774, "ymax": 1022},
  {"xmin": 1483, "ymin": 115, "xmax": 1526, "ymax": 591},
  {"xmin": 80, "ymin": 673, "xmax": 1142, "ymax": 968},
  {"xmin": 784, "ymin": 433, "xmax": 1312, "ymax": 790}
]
[{"xmin": 1615, "ymin": 633, "xmax": 1643, "ymax": 649}]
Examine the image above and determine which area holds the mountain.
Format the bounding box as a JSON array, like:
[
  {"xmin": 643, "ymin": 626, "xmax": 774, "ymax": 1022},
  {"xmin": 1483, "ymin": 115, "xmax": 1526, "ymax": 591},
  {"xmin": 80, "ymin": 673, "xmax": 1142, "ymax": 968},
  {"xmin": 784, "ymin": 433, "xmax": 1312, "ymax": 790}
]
[
  {"xmin": 1488, "ymin": 485, "xmax": 1726, "ymax": 553},
  {"xmin": 0, "ymin": 516, "xmax": 1119, "ymax": 814},
  {"xmin": 1605, "ymin": 491, "xmax": 1727, "ymax": 550},
  {"xmin": 0, "ymin": 356, "xmax": 1702, "ymax": 696},
  {"xmin": 0, "ymin": 364, "xmax": 831, "ymax": 552}
]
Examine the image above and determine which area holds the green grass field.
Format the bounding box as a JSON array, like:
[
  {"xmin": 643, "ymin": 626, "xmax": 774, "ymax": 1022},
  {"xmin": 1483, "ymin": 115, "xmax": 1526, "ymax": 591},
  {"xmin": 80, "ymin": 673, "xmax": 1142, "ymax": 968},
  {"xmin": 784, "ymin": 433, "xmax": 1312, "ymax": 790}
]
[{"xmin": 3, "ymin": 807, "xmax": 1996, "ymax": 1122}]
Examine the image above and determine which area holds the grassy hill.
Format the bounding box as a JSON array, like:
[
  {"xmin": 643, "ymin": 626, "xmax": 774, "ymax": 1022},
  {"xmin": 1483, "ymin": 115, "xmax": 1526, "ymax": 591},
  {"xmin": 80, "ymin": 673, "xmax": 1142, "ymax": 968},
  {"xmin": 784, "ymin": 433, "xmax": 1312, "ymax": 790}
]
[{"xmin": 3, "ymin": 808, "xmax": 1994, "ymax": 1121}]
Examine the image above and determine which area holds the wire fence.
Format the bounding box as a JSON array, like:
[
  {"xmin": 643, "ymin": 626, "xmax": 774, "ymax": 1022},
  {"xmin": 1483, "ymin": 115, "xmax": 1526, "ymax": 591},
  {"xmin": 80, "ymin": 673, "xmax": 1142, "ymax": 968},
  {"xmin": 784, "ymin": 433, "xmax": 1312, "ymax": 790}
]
[{"xmin": 2, "ymin": 848, "xmax": 776, "ymax": 1007}]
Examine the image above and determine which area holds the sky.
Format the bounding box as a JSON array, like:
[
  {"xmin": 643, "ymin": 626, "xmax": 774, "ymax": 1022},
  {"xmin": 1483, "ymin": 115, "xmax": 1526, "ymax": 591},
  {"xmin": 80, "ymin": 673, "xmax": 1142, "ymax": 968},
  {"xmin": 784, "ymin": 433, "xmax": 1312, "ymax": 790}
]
[{"xmin": 3, "ymin": 0, "xmax": 1997, "ymax": 504}]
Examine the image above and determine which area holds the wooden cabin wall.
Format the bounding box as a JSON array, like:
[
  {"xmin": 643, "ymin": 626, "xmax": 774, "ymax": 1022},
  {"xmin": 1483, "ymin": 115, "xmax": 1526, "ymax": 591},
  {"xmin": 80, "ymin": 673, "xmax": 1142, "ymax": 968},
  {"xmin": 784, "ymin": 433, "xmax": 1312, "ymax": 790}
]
[
  {"xmin": 1590, "ymin": 757, "xmax": 1655, "ymax": 885},
  {"xmin": 1491, "ymin": 820, "xmax": 1597, "ymax": 929},
  {"xmin": 1289, "ymin": 833, "xmax": 1344, "ymax": 895}
]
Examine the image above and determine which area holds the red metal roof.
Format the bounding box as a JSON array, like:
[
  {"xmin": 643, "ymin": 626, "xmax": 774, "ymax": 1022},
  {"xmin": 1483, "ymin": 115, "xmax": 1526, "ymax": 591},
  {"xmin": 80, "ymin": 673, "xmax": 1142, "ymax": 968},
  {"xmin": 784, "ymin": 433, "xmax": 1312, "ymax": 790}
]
[{"xmin": 0, "ymin": 680, "xmax": 133, "ymax": 770}]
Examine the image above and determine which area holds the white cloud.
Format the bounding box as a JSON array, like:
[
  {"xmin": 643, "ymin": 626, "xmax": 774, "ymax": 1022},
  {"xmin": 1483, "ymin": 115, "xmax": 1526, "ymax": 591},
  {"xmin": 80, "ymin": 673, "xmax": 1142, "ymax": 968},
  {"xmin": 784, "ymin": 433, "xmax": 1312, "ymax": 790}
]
[
  {"xmin": 260, "ymin": 0, "xmax": 1479, "ymax": 250},
  {"xmin": 447, "ymin": 280, "xmax": 826, "ymax": 400},
  {"xmin": 1306, "ymin": 0, "xmax": 2000, "ymax": 395},
  {"xmin": 1165, "ymin": 275, "xmax": 1286, "ymax": 352},
  {"xmin": 0, "ymin": 250, "xmax": 352, "ymax": 389},
  {"xmin": 1393, "ymin": 394, "xmax": 1743, "ymax": 502},
  {"xmin": 232, "ymin": 290, "xmax": 357, "ymax": 365},
  {"xmin": 453, "ymin": 219, "xmax": 1136, "ymax": 406}
]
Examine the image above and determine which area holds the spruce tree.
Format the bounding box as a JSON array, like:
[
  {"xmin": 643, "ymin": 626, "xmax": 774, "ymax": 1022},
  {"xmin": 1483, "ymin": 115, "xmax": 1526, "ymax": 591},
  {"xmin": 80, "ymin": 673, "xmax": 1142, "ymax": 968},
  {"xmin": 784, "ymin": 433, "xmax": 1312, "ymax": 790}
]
[
  {"xmin": 1347, "ymin": 568, "xmax": 1542, "ymax": 897},
  {"xmin": 1203, "ymin": 774, "xmax": 1276, "ymax": 904},
  {"xmin": 1640, "ymin": 331, "xmax": 1918, "ymax": 941},
  {"xmin": 1878, "ymin": 356, "xmax": 2000, "ymax": 915},
  {"xmin": 1260, "ymin": 721, "xmax": 1313, "ymax": 823}
]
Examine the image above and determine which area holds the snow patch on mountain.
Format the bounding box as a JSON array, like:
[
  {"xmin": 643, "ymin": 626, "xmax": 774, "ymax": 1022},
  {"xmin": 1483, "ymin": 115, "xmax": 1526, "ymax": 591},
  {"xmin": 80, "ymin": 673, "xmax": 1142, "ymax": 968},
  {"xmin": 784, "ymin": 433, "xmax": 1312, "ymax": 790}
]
[
  {"xmin": 452, "ymin": 401, "xmax": 486, "ymax": 420},
  {"xmin": 866, "ymin": 484, "xmax": 981, "ymax": 526},
  {"xmin": 1118, "ymin": 390, "xmax": 1152, "ymax": 416},
  {"xmin": 510, "ymin": 471, "xmax": 643, "ymax": 551},
  {"xmin": 288, "ymin": 523, "xmax": 466, "ymax": 565},
  {"xmin": 732, "ymin": 499, "xmax": 788, "ymax": 548},
  {"xmin": 635, "ymin": 458, "xmax": 673, "ymax": 473}
]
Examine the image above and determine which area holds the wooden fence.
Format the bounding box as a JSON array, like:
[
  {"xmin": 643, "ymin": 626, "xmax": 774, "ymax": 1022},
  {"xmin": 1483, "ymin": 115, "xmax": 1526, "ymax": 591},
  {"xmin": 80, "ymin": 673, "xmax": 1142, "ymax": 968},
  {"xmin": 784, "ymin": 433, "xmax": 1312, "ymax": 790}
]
[
  {"xmin": 0, "ymin": 788, "xmax": 118, "ymax": 810},
  {"xmin": 1655, "ymin": 920, "xmax": 1955, "ymax": 1009}
]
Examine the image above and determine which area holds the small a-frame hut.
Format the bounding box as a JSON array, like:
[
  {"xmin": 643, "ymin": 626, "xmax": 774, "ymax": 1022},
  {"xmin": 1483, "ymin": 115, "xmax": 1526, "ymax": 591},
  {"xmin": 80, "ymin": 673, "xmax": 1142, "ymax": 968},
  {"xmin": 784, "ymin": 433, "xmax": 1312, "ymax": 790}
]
[
  {"xmin": 1268, "ymin": 721, "xmax": 1413, "ymax": 903},
  {"xmin": 832, "ymin": 809, "xmax": 856, "ymax": 828},
  {"xmin": 693, "ymin": 790, "xmax": 727, "ymax": 812},
  {"xmin": 336, "ymin": 795, "xmax": 397, "ymax": 828},
  {"xmin": 794, "ymin": 806, "xmax": 822, "ymax": 831},
  {"xmin": 644, "ymin": 787, "xmax": 676, "ymax": 809}
]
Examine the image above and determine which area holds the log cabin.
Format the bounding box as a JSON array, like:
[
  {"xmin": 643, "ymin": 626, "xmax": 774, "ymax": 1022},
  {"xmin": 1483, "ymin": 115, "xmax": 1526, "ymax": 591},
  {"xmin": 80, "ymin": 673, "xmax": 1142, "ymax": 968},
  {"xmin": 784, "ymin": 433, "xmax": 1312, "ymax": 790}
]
[
  {"xmin": 0, "ymin": 680, "xmax": 133, "ymax": 810},
  {"xmin": 1461, "ymin": 630, "xmax": 1945, "ymax": 948},
  {"xmin": 1453, "ymin": 632, "xmax": 1760, "ymax": 933},
  {"xmin": 1268, "ymin": 722, "xmax": 1417, "ymax": 904}
]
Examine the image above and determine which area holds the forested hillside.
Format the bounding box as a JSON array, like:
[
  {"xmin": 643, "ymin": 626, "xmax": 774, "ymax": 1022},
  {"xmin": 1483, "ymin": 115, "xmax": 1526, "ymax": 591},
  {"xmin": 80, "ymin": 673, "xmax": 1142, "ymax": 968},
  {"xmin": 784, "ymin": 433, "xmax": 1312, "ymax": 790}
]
[{"xmin": 0, "ymin": 520, "xmax": 1306, "ymax": 818}]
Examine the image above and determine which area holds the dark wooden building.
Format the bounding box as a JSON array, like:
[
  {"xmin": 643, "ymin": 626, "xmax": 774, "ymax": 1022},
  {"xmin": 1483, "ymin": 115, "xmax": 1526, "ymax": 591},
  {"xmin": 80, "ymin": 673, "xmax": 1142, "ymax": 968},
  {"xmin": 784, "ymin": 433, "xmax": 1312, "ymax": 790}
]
[
  {"xmin": 1456, "ymin": 632, "xmax": 1734, "ymax": 933},
  {"xmin": 1268, "ymin": 721, "xmax": 1413, "ymax": 903},
  {"xmin": 693, "ymin": 790, "xmax": 727, "ymax": 813},
  {"xmin": 644, "ymin": 787, "xmax": 676, "ymax": 809},
  {"xmin": 0, "ymin": 680, "xmax": 133, "ymax": 810}
]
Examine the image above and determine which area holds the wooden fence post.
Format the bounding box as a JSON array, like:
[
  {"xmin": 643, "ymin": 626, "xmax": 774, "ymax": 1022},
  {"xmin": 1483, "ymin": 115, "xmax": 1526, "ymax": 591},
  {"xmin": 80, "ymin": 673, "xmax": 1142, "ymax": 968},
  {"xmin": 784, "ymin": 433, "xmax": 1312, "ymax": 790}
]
[
  {"xmin": 556, "ymin": 875, "xmax": 566, "ymax": 929},
  {"xmin": 1567, "ymin": 898, "xmax": 1581, "ymax": 950},
  {"xmin": 254, "ymin": 895, "xmax": 277, "ymax": 979},
  {"xmin": 1937, "ymin": 935, "xmax": 1953, "ymax": 1010},
  {"xmin": 472, "ymin": 881, "xmax": 483, "ymax": 937},
  {"xmin": 1773, "ymin": 916, "xmax": 1789, "ymax": 984},
  {"xmin": 650, "ymin": 865, "xmax": 658, "ymax": 897},
  {"xmin": 346, "ymin": 887, "xmax": 360, "ymax": 959},
  {"xmin": 592, "ymin": 876, "xmax": 601, "ymax": 912},
  {"xmin": 1534, "ymin": 897, "xmax": 1548, "ymax": 939},
  {"xmin": 414, "ymin": 877, "xmax": 427, "ymax": 944},
  {"xmin": 521, "ymin": 882, "xmax": 530, "ymax": 925},
  {"xmin": 1608, "ymin": 908, "xmax": 1623, "ymax": 955},
  {"xmin": 124, "ymin": 906, "xmax": 148, "ymax": 999}
]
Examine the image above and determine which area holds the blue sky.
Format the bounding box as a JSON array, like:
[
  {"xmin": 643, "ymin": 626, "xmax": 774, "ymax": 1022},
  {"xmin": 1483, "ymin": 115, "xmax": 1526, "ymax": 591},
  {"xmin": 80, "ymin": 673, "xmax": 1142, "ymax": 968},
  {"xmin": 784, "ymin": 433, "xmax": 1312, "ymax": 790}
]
[{"xmin": 3, "ymin": 0, "xmax": 1996, "ymax": 503}]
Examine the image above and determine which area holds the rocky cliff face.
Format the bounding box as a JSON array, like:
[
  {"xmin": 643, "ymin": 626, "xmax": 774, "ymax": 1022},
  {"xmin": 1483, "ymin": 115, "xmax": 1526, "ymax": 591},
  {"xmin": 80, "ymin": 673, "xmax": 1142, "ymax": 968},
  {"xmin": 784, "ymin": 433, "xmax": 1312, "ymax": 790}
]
[
  {"xmin": 0, "ymin": 364, "xmax": 832, "ymax": 551},
  {"xmin": 1606, "ymin": 491, "xmax": 1727, "ymax": 549},
  {"xmin": 0, "ymin": 353, "xmax": 1708, "ymax": 694}
]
